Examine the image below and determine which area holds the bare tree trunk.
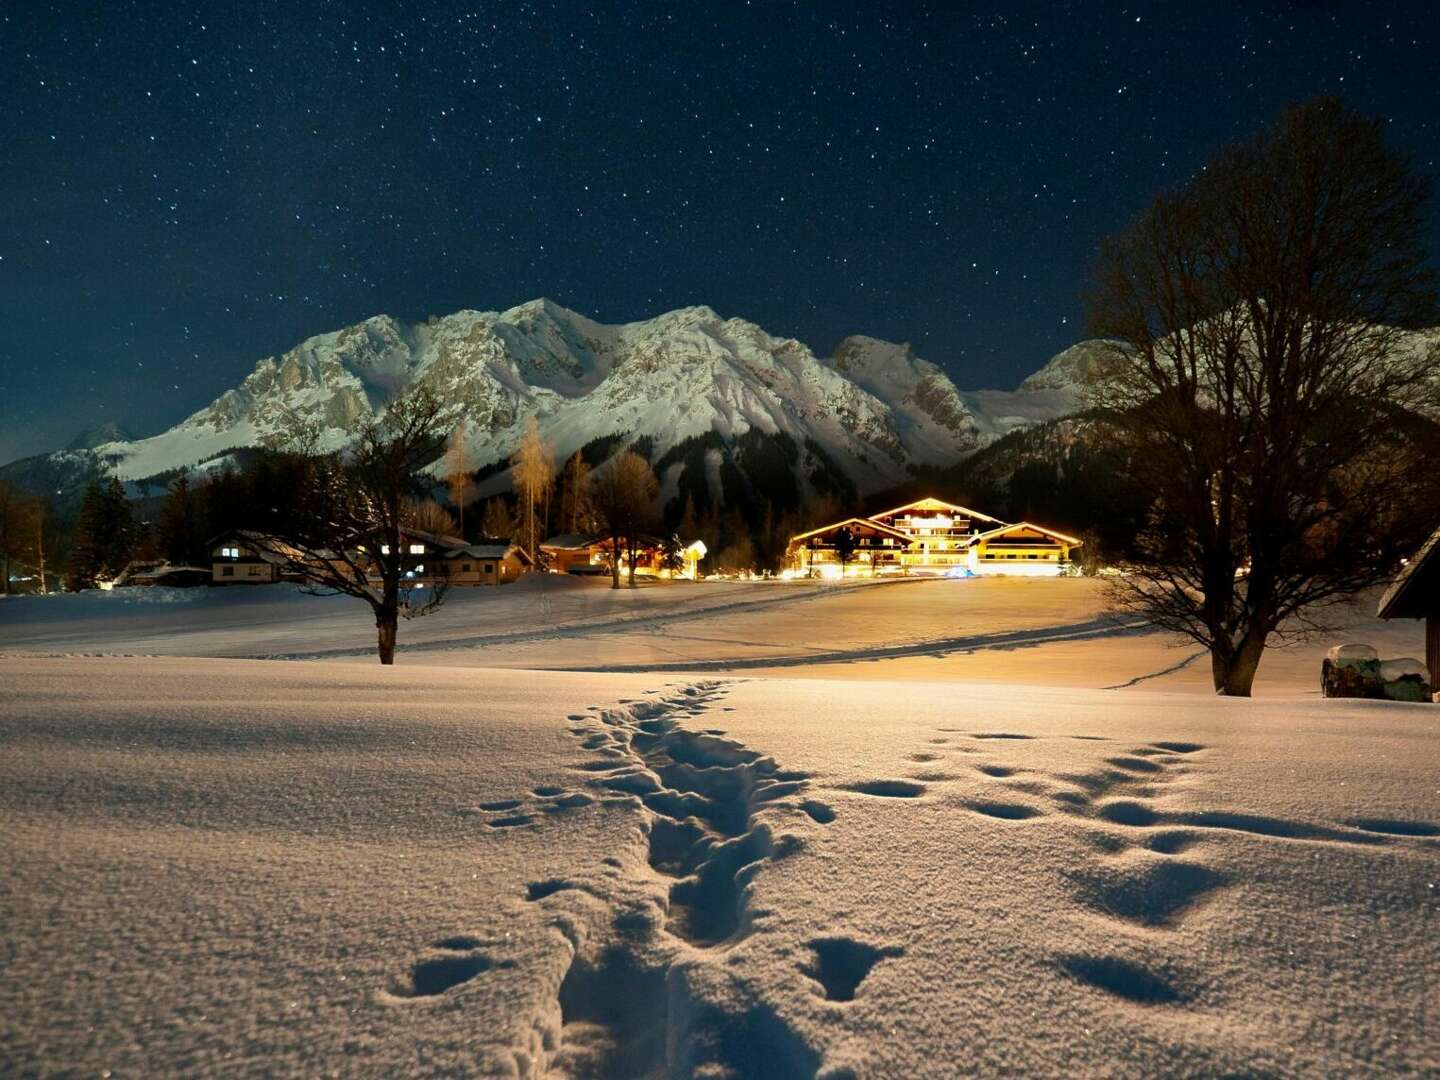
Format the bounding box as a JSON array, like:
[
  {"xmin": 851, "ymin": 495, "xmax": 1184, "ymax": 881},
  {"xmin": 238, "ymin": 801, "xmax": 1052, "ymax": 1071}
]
[
  {"xmin": 610, "ymin": 534, "xmax": 621, "ymax": 590},
  {"xmin": 376, "ymin": 609, "xmax": 398, "ymax": 665},
  {"xmin": 1211, "ymin": 632, "xmax": 1266, "ymax": 697},
  {"xmin": 36, "ymin": 517, "xmax": 47, "ymax": 595},
  {"xmin": 627, "ymin": 538, "xmax": 637, "ymax": 588}
]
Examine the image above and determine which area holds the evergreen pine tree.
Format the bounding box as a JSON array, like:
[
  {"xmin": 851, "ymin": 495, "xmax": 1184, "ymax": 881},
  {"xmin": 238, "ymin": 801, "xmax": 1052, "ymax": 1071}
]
[
  {"xmin": 69, "ymin": 478, "xmax": 133, "ymax": 588},
  {"xmin": 481, "ymin": 497, "xmax": 517, "ymax": 542},
  {"xmin": 157, "ymin": 475, "xmax": 200, "ymax": 565}
]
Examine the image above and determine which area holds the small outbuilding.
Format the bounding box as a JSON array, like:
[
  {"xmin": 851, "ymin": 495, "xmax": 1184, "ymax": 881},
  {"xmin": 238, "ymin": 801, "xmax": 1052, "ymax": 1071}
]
[{"xmin": 1376, "ymin": 526, "xmax": 1440, "ymax": 689}]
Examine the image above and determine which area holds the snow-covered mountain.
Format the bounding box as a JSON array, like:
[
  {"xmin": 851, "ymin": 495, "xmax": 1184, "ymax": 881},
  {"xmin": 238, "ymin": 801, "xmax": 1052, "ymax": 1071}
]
[{"xmin": 11, "ymin": 300, "xmax": 1094, "ymax": 505}]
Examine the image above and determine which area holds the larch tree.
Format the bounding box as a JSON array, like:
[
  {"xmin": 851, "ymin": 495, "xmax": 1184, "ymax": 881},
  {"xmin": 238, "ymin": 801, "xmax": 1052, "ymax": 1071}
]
[
  {"xmin": 1085, "ymin": 97, "xmax": 1440, "ymax": 696},
  {"xmin": 249, "ymin": 386, "xmax": 451, "ymax": 665},
  {"xmin": 510, "ymin": 417, "xmax": 554, "ymax": 558},
  {"xmin": 442, "ymin": 419, "xmax": 479, "ymax": 538},
  {"xmin": 589, "ymin": 450, "xmax": 659, "ymax": 589},
  {"xmin": 558, "ymin": 451, "xmax": 594, "ymax": 534},
  {"xmin": 404, "ymin": 497, "xmax": 461, "ymax": 539}
]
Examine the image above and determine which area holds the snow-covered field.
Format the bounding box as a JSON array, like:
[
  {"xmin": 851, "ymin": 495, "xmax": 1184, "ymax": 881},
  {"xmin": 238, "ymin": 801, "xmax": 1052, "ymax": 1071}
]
[
  {"xmin": 0, "ymin": 575, "xmax": 1424, "ymax": 694},
  {"xmin": 2, "ymin": 581, "xmax": 1438, "ymax": 1076}
]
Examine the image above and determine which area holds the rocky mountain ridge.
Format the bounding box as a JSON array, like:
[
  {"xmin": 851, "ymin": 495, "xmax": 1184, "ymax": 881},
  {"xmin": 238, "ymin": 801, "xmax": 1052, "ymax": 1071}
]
[{"xmin": 5, "ymin": 300, "xmax": 1100, "ymax": 508}]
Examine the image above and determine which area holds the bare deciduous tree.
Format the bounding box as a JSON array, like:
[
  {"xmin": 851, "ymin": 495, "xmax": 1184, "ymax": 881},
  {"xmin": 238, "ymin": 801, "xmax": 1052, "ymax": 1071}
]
[
  {"xmin": 251, "ymin": 387, "xmax": 451, "ymax": 664},
  {"xmin": 589, "ymin": 450, "xmax": 659, "ymax": 589},
  {"xmin": 1086, "ymin": 97, "xmax": 1440, "ymax": 695},
  {"xmin": 442, "ymin": 419, "xmax": 478, "ymax": 537}
]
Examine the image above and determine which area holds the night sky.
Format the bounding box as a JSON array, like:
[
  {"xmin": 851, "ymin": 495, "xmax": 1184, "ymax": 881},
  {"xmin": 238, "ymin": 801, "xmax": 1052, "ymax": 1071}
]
[{"xmin": 3, "ymin": 2, "xmax": 1437, "ymax": 466}]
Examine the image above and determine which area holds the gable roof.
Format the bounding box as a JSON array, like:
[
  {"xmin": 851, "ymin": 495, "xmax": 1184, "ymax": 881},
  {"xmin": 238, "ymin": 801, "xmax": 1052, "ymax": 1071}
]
[
  {"xmin": 445, "ymin": 542, "xmax": 534, "ymax": 565},
  {"xmin": 1377, "ymin": 525, "xmax": 1440, "ymax": 620},
  {"xmin": 400, "ymin": 526, "xmax": 468, "ymax": 549},
  {"xmin": 541, "ymin": 533, "xmax": 598, "ymax": 551},
  {"xmin": 788, "ymin": 517, "xmax": 915, "ymax": 545},
  {"xmin": 971, "ymin": 521, "xmax": 1083, "ymax": 546},
  {"xmin": 868, "ymin": 497, "xmax": 1006, "ymax": 525}
]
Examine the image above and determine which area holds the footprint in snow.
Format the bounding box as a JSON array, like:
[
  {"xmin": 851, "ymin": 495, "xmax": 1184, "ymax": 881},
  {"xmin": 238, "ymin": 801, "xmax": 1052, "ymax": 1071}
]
[
  {"xmin": 1058, "ymin": 954, "xmax": 1185, "ymax": 1005},
  {"xmin": 487, "ymin": 814, "xmax": 536, "ymax": 829},
  {"xmin": 967, "ymin": 800, "xmax": 1045, "ymax": 821},
  {"xmin": 842, "ymin": 779, "xmax": 925, "ymax": 798},
  {"xmin": 803, "ymin": 937, "xmax": 903, "ymax": 1002}
]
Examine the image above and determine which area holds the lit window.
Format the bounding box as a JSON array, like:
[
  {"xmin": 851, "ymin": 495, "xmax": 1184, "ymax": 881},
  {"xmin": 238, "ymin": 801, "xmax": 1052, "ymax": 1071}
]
[
  {"xmin": 409, "ymin": 544, "xmax": 425, "ymax": 555},
  {"xmin": 380, "ymin": 545, "xmax": 390, "ymax": 555},
  {"xmin": 221, "ymin": 546, "xmax": 239, "ymax": 558}
]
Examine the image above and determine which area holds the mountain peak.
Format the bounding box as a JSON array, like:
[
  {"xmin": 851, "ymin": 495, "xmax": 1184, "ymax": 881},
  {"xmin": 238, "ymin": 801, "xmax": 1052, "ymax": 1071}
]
[
  {"xmin": 24, "ymin": 302, "xmax": 1110, "ymax": 502},
  {"xmin": 66, "ymin": 421, "xmax": 135, "ymax": 451}
]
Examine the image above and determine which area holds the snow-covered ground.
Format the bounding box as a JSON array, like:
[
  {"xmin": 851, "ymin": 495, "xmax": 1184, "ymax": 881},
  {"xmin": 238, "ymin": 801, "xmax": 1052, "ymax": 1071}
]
[
  {"xmin": 2, "ymin": 580, "xmax": 1437, "ymax": 1076},
  {"xmin": 2, "ymin": 659, "xmax": 1436, "ymax": 1076},
  {"xmin": 0, "ymin": 576, "xmax": 1425, "ymax": 696}
]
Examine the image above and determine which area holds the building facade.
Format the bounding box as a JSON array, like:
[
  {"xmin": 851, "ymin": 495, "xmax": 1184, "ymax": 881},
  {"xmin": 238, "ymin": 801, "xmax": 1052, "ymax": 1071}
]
[{"xmin": 784, "ymin": 498, "xmax": 1080, "ymax": 577}]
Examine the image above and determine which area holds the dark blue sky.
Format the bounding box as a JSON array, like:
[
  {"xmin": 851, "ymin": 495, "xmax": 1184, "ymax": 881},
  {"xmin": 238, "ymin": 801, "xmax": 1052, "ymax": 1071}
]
[{"xmin": 2, "ymin": 2, "xmax": 1437, "ymax": 466}]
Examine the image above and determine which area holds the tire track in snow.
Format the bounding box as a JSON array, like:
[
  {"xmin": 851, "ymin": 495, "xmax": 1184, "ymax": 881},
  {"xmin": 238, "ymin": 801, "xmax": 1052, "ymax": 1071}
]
[
  {"xmin": 549, "ymin": 615, "xmax": 1151, "ymax": 674},
  {"xmin": 267, "ymin": 578, "xmax": 922, "ymax": 661}
]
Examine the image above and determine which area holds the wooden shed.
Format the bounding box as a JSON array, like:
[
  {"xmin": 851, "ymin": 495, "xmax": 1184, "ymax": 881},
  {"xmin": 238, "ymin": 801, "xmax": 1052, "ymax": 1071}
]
[{"xmin": 1377, "ymin": 526, "xmax": 1440, "ymax": 685}]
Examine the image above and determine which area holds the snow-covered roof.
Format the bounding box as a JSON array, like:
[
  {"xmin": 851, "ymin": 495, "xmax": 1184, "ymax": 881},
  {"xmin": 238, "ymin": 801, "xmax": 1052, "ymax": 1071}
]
[
  {"xmin": 540, "ymin": 533, "xmax": 597, "ymax": 551},
  {"xmin": 789, "ymin": 517, "xmax": 914, "ymax": 545},
  {"xmin": 1377, "ymin": 525, "xmax": 1440, "ymax": 620},
  {"xmin": 868, "ymin": 497, "xmax": 1006, "ymax": 525},
  {"xmin": 971, "ymin": 521, "xmax": 1083, "ymax": 546},
  {"xmin": 445, "ymin": 543, "xmax": 534, "ymax": 565},
  {"xmin": 401, "ymin": 526, "xmax": 468, "ymax": 549}
]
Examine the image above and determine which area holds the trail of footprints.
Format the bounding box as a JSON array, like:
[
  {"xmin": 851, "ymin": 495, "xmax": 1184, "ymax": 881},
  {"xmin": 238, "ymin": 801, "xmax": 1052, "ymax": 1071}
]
[
  {"xmin": 387, "ymin": 682, "xmax": 896, "ymax": 1078},
  {"xmin": 888, "ymin": 726, "xmax": 1440, "ymax": 1008},
  {"xmin": 386, "ymin": 694, "xmax": 1440, "ymax": 1060}
]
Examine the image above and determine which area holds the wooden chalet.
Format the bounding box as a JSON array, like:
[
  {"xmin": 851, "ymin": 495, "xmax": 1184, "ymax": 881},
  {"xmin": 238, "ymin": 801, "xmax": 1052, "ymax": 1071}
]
[
  {"xmin": 868, "ymin": 498, "xmax": 1005, "ymax": 572},
  {"xmin": 786, "ymin": 517, "xmax": 915, "ymax": 576},
  {"xmin": 372, "ymin": 527, "xmax": 532, "ymax": 587},
  {"xmin": 1377, "ymin": 525, "xmax": 1440, "ymax": 687},
  {"xmin": 438, "ymin": 541, "xmax": 533, "ymax": 585},
  {"xmin": 967, "ymin": 522, "xmax": 1081, "ymax": 575},
  {"xmin": 783, "ymin": 497, "xmax": 1081, "ymax": 577},
  {"xmin": 211, "ymin": 529, "xmax": 290, "ymax": 584},
  {"xmin": 539, "ymin": 534, "xmax": 673, "ymax": 577},
  {"xmin": 540, "ymin": 534, "xmax": 609, "ymax": 575}
]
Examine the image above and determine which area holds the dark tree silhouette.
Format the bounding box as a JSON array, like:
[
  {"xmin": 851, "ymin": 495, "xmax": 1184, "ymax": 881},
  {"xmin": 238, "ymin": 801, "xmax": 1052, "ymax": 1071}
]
[
  {"xmin": 589, "ymin": 450, "xmax": 658, "ymax": 589},
  {"xmin": 834, "ymin": 526, "xmax": 857, "ymax": 576},
  {"xmin": 69, "ymin": 477, "xmax": 134, "ymax": 589},
  {"xmin": 1086, "ymin": 98, "xmax": 1440, "ymax": 695},
  {"xmin": 249, "ymin": 387, "xmax": 451, "ymax": 664}
]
